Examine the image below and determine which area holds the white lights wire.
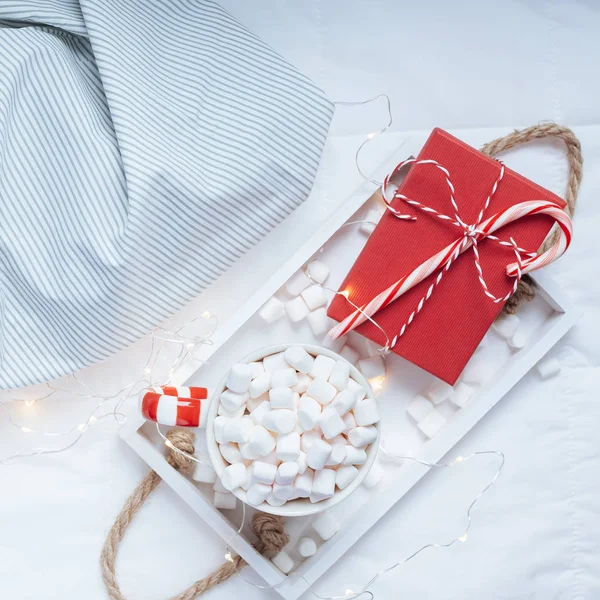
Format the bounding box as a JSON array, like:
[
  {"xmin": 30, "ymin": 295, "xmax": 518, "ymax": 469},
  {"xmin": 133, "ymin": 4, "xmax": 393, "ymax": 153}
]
[
  {"xmin": 0, "ymin": 314, "xmax": 218, "ymax": 465},
  {"xmin": 243, "ymin": 448, "xmax": 504, "ymax": 600}
]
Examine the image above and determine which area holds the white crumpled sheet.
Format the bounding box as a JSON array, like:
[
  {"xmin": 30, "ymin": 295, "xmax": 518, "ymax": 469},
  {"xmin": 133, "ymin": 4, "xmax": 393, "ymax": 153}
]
[{"xmin": 1, "ymin": 2, "xmax": 599, "ymax": 598}]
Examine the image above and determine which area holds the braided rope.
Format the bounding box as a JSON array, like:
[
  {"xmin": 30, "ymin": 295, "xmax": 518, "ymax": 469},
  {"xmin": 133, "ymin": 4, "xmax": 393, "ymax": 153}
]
[{"xmin": 100, "ymin": 429, "xmax": 288, "ymax": 600}]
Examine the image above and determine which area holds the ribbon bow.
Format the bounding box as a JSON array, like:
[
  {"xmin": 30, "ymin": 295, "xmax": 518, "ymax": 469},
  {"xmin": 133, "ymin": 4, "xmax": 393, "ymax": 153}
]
[{"xmin": 328, "ymin": 158, "xmax": 573, "ymax": 347}]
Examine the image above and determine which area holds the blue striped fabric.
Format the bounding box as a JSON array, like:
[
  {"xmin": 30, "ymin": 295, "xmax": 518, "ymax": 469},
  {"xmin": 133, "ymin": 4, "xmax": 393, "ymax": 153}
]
[{"xmin": 0, "ymin": 0, "xmax": 332, "ymax": 389}]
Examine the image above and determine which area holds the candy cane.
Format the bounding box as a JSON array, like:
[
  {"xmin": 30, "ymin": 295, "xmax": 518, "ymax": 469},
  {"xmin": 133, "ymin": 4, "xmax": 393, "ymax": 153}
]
[{"xmin": 328, "ymin": 198, "xmax": 572, "ymax": 341}]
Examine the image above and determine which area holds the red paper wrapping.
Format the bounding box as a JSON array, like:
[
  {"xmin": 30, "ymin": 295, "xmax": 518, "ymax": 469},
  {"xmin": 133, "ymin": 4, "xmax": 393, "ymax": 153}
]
[{"xmin": 327, "ymin": 128, "xmax": 566, "ymax": 384}]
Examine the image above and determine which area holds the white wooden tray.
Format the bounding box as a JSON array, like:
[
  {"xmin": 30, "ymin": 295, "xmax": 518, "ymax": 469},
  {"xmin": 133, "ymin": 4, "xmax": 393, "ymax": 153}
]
[{"xmin": 120, "ymin": 142, "xmax": 580, "ymax": 600}]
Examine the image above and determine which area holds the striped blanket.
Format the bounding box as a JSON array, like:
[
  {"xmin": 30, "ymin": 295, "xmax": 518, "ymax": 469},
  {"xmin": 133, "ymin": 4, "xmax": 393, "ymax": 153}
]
[{"xmin": 0, "ymin": 0, "xmax": 332, "ymax": 388}]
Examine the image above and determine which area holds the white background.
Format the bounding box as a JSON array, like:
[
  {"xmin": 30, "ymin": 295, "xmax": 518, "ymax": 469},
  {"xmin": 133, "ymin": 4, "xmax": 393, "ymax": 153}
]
[{"xmin": 1, "ymin": 1, "xmax": 600, "ymax": 599}]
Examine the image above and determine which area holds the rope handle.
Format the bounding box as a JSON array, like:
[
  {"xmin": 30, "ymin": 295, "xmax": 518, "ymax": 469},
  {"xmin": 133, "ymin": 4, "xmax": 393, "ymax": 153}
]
[
  {"xmin": 100, "ymin": 429, "xmax": 289, "ymax": 600},
  {"xmin": 481, "ymin": 123, "xmax": 582, "ymax": 313}
]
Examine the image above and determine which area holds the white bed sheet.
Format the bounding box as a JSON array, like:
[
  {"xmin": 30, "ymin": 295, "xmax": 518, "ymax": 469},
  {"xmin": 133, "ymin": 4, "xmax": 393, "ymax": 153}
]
[{"xmin": 1, "ymin": 2, "xmax": 600, "ymax": 598}]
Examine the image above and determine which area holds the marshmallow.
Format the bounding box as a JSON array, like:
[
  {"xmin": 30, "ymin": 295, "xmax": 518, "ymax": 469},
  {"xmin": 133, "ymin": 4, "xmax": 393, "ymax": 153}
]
[
  {"xmin": 508, "ymin": 330, "xmax": 527, "ymax": 350},
  {"xmin": 248, "ymin": 425, "xmax": 276, "ymax": 456},
  {"xmin": 284, "ymin": 345, "xmax": 315, "ymax": 374},
  {"xmin": 294, "ymin": 469, "xmax": 314, "ymax": 498},
  {"xmin": 307, "ymin": 377, "xmax": 337, "ymax": 405},
  {"xmin": 301, "ymin": 430, "xmax": 321, "ymax": 452},
  {"xmin": 343, "ymin": 446, "xmax": 367, "ymax": 465},
  {"xmin": 213, "ymin": 416, "xmax": 227, "ymax": 444},
  {"xmin": 425, "ymin": 380, "xmax": 454, "ymax": 405},
  {"xmin": 450, "ymin": 382, "xmax": 474, "ymax": 408},
  {"xmin": 325, "ymin": 443, "xmax": 346, "ymax": 466},
  {"xmin": 348, "ymin": 426, "xmax": 378, "ymax": 447},
  {"xmin": 220, "ymin": 463, "xmax": 247, "ymax": 491},
  {"xmin": 359, "ymin": 207, "xmax": 381, "ymax": 235},
  {"xmin": 358, "ymin": 355, "xmax": 386, "ymax": 382},
  {"xmin": 353, "ymin": 398, "xmax": 381, "ymax": 426},
  {"xmin": 219, "ymin": 442, "xmax": 242, "ymax": 464},
  {"xmin": 263, "ymin": 352, "xmax": 288, "ymax": 373},
  {"xmin": 269, "ymin": 387, "xmax": 296, "ymax": 410},
  {"xmin": 310, "ymin": 354, "xmax": 336, "ymax": 379},
  {"xmin": 219, "ymin": 389, "xmax": 249, "ymax": 412},
  {"xmin": 248, "ymin": 361, "xmax": 265, "ymax": 379},
  {"xmin": 329, "ymin": 360, "xmax": 350, "ymax": 391},
  {"xmin": 271, "ymin": 550, "xmax": 295, "ymax": 574},
  {"xmin": 271, "ymin": 368, "xmax": 299, "ymax": 389},
  {"xmin": 406, "ymin": 395, "xmax": 434, "ymax": 422},
  {"xmin": 297, "ymin": 450, "xmax": 307, "ymax": 474},
  {"xmin": 307, "ymin": 307, "xmax": 334, "ymax": 336},
  {"xmin": 298, "ymin": 395, "xmax": 322, "ymax": 430},
  {"xmin": 249, "ymin": 400, "xmax": 271, "ymax": 425},
  {"xmin": 335, "ymin": 465, "xmax": 359, "ymax": 490},
  {"xmin": 247, "ymin": 393, "xmax": 267, "ymax": 413},
  {"xmin": 213, "ymin": 491, "xmax": 237, "ymax": 510},
  {"xmin": 222, "ymin": 418, "xmax": 253, "ymax": 443},
  {"xmin": 286, "ymin": 296, "xmax": 310, "ymax": 322},
  {"xmin": 276, "ymin": 461, "xmax": 299, "ymax": 485},
  {"xmin": 272, "ymin": 483, "xmax": 295, "ymax": 501},
  {"xmin": 263, "ymin": 409, "xmax": 296, "ymax": 434},
  {"xmin": 217, "ymin": 403, "xmax": 245, "ymax": 418},
  {"xmin": 418, "ymin": 410, "xmax": 446, "ymax": 438},
  {"xmin": 251, "ymin": 460, "xmax": 277, "ymax": 485},
  {"xmin": 301, "ymin": 284, "xmax": 328, "ymax": 310},
  {"xmin": 240, "ymin": 441, "xmax": 261, "ymax": 460},
  {"xmin": 248, "ymin": 372, "xmax": 271, "ymax": 399},
  {"xmin": 306, "ymin": 260, "xmax": 329, "ymax": 284},
  {"xmin": 192, "ymin": 461, "xmax": 217, "ymax": 484},
  {"xmin": 312, "ymin": 510, "xmax": 340, "ymax": 540},
  {"xmin": 258, "ymin": 296, "xmax": 285, "ymax": 324},
  {"xmin": 276, "ymin": 431, "xmax": 301, "ymax": 462},
  {"xmin": 286, "ymin": 270, "xmax": 312, "ymax": 296},
  {"xmin": 536, "ymin": 356, "xmax": 561, "ymax": 379},
  {"xmin": 311, "ymin": 468, "xmax": 336, "ymax": 502},
  {"xmin": 362, "ymin": 463, "xmax": 384, "ymax": 489},
  {"xmin": 342, "ymin": 411, "xmax": 357, "ymax": 431},
  {"xmin": 339, "ymin": 345, "xmax": 359, "ymax": 365},
  {"xmin": 329, "ymin": 434, "xmax": 346, "ymax": 446},
  {"xmin": 347, "ymin": 378, "xmax": 367, "ymax": 401},
  {"xmin": 226, "ymin": 363, "xmax": 253, "ymax": 394},
  {"xmin": 306, "ymin": 439, "xmax": 332, "ymax": 470},
  {"xmin": 261, "ymin": 451, "xmax": 281, "ymax": 466},
  {"xmin": 246, "ymin": 483, "xmax": 271, "ymax": 505},
  {"xmin": 318, "ymin": 407, "xmax": 347, "ymax": 439},
  {"xmin": 297, "ymin": 537, "xmax": 317, "ymax": 558},
  {"xmin": 266, "ymin": 493, "xmax": 287, "ymax": 507},
  {"xmin": 492, "ymin": 313, "xmax": 520, "ymax": 339},
  {"xmin": 293, "ymin": 374, "xmax": 312, "ymax": 394}
]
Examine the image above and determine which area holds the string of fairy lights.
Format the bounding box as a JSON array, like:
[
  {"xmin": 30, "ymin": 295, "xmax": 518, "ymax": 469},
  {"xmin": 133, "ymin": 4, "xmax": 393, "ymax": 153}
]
[
  {"xmin": 0, "ymin": 94, "xmax": 506, "ymax": 599},
  {"xmin": 0, "ymin": 314, "xmax": 218, "ymax": 465}
]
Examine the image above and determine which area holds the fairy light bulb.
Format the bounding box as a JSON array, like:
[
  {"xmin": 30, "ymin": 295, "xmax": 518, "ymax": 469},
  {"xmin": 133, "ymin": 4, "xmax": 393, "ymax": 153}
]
[
  {"xmin": 89, "ymin": 416, "xmax": 97, "ymax": 424},
  {"xmin": 202, "ymin": 311, "xmax": 211, "ymax": 318},
  {"xmin": 186, "ymin": 342, "xmax": 194, "ymax": 350},
  {"xmin": 21, "ymin": 427, "xmax": 33, "ymax": 433},
  {"xmin": 454, "ymin": 456, "xmax": 464, "ymax": 464},
  {"xmin": 369, "ymin": 375, "xmax": 385, "ymax": 393},
  {"xmin": 340, "ymin": 290, "xmax": 350, "ymax": 299},
  {"xmin": 77, "ymin": 424, "xmax": 86, "ymax": 432},
  {"xmin": 345, "ymin": 589, "xmax": 356, "ymax": 598},
  {"xmin": 458, "ymin": 533, "xmax": 468, "ymax": 542},
  {"xmin": 143, "ymin": 366, "xmax": 151, "ymax": 375},
  {"xmin": 24, "ymin": 399, "xmax": 35, "ymax": 407},
  {"xmin": 224, "ymin": 550, "xmax": 234, "ymax": 563}
]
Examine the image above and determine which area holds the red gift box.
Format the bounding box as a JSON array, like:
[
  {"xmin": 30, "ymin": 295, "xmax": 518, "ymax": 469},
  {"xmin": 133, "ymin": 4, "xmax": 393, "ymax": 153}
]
[{"xmin": 327, "ymin": 128, "xmax": 568, "ymax": 384}]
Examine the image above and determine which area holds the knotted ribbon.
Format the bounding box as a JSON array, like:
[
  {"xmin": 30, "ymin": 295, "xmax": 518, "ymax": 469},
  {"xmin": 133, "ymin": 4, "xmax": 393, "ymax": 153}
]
[{"xmin": 328, "ymin": 158, "xmax": 573, "ymax": 347}]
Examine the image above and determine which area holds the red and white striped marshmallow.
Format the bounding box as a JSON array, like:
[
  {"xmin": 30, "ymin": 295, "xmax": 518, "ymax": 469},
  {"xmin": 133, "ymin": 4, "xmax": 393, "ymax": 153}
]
[
  {"xmin": 140, "ymin": 386, "xmax": 209, "ymax": 427},
  {"xmin": 328, "ymin": 158, "xmax": 572, "ymax": 344}
]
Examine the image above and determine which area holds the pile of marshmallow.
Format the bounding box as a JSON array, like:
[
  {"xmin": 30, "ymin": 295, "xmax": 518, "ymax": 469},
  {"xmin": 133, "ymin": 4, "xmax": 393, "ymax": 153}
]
[{"xmin": 213, "ymin": 346, "xmax": 379, "ymax": 507}]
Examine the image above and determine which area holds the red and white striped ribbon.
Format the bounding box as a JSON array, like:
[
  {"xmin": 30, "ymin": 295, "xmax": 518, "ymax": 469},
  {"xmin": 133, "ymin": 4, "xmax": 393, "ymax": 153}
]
[{"xmin": 328, "ymin": 158, "xmax": 573, "ymax": 346}]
